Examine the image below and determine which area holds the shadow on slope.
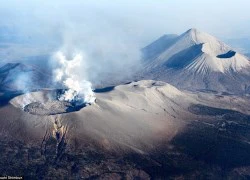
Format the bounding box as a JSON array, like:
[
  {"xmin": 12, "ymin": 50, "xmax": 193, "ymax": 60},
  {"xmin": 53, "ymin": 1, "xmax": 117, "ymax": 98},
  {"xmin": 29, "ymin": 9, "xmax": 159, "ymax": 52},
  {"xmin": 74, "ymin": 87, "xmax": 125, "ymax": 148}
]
[
  {"xmin": 94, "ymin": 86, "xmax": 115, "ymax": 93},
  {"xmin": 0, "ymin": 91, "xmax": 23, "ymax": 107},
  {"xmin": 217, "ymin": 50, "xmax": 236, "ymax": 59},
  {"xmin": 164, "ymin": 44, "xmax": 203, "ymax": 69}
]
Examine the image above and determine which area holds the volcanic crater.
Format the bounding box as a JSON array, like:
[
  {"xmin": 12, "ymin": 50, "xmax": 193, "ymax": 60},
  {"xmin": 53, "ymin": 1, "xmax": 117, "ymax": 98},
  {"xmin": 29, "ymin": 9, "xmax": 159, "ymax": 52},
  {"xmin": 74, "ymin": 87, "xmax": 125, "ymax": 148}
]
[{"xmin": 10, "ymin": 89, "xmax": 86, "ymax": 115}]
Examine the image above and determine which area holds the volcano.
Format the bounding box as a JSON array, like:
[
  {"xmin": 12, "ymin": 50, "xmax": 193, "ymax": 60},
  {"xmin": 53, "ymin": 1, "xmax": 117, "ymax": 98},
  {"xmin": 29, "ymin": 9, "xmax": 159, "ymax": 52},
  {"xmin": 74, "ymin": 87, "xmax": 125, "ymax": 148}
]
[
  {"xmin": 10, "ymin": 89, "xmax": 88, "ymax": 115},
  {"xmin": 1, "ymin": 80, "xmax": 250, "ymax": 178},
  {"xmin": 140, "ymin": 28, "xmax": 250, "ymax": 94}
]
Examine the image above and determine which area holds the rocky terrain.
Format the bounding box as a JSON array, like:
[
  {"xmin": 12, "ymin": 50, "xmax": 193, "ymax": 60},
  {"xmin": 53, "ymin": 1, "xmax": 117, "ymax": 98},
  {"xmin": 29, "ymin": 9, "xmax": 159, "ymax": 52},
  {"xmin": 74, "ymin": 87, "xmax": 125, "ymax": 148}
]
[
  {"xmin": 10, "ymin": 89, "xmax": 85, "ymax": 115},
  {"xmin": 0, "ymin": 80, "xmax": 250, "ymax": 179}
]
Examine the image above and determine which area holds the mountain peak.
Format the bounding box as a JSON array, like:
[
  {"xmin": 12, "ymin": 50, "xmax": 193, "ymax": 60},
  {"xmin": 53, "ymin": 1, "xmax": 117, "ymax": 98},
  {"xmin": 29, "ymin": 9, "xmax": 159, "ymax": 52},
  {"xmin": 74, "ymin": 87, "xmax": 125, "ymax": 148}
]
[
  {"xmin": 176, "ymin": 28, "xmax": 234, "ymax": 56},
  {"xmin": 183, "ymin": 28, "xmax": 205, "ymax": 38},
  {"xmin": 181, "ymin": 28, "xmax": 213, "ymax": 42},
  {"xmin": 141, "ymin": 28, "xmax": 250, "ymax": 94},
  {"xmin": 186, "ymin": 28, "xmax": 199, "ymax": 34}
]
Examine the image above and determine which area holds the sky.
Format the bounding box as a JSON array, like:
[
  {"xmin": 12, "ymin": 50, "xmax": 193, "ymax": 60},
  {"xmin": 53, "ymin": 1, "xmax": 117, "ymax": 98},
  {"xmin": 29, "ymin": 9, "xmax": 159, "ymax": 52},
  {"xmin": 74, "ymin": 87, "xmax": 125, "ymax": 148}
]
[
  {"xmin": 0, "ymin": 0, "xmax": 249, "ymax": 85},
  {"xmin": 0, "ymin": 0, "xmax": 249, "ymax": 46},
  {"xmin": 0, "ymin": 0, "xmax": 249, "ymax": 87}
]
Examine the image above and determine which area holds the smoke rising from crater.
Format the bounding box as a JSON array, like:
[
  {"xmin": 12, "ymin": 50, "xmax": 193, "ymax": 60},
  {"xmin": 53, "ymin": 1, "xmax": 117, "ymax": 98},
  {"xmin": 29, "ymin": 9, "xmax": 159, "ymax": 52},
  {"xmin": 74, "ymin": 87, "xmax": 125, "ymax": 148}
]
[
  {"xmin": 53, "ymin": 51, "xmax": 96, "ymax": 104},
  {"xmin": 55, "ymin": 22, "xmax": 142, "ymax": 87},
  {"xmin": 0, "ymin": 1, "xmax": 144, "ymax": 89}
]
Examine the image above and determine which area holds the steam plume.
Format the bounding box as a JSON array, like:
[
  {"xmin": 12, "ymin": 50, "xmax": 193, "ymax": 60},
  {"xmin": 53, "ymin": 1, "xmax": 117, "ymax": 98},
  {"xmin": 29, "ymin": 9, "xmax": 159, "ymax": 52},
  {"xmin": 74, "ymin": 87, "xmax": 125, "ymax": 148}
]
[{"xmin": 53, "ymin": 51, "xmax": 96, "ymax": 104}]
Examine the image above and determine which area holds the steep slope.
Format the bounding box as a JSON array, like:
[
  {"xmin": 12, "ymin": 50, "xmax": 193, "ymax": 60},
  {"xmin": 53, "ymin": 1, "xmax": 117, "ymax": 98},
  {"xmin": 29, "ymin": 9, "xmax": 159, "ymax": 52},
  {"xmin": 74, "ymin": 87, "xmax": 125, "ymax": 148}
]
[
  {"xmin": 0, "ymin": 63, "xmax": 52, "ymax": 92},
  {"xmin": 141, "ymin": 28, "xmax": 250, "ymax": 94}
]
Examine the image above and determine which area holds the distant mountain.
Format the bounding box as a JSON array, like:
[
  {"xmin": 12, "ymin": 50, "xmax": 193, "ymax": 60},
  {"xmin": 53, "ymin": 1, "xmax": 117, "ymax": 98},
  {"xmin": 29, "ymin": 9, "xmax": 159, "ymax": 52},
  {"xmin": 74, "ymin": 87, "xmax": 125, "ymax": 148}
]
[
  {"xmin": 140, "ymin": 28, "xmax": 250, "ymax": 94},
  {"xmin": 0, "ymin": 63, "xmax": 52, "ymax": 92}
]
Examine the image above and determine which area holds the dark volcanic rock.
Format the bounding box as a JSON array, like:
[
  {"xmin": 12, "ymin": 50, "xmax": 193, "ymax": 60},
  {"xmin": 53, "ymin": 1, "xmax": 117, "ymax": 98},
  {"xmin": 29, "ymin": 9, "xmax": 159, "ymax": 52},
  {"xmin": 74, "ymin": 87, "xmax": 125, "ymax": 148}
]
[
  {"xmin": 24, "ymin": 101, "xmax": 72, "ymax": 115},
  {"xmin": 11, "ymin": 89, "xmax": 87, "ymax": 115},
  {"xmin": 23, "ymin": 101, "xmax": 85, "ymax": 115}
]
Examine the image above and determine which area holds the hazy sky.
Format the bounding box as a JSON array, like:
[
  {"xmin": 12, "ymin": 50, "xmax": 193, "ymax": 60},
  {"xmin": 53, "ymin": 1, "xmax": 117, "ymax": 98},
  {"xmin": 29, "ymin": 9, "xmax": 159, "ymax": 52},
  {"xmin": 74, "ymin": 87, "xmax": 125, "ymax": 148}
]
[
  {"xmin": 0, "ymin": 0, "xmax": 249, "ymax": 46},
  {"xmin": 0, "ymin": 0, "xmax": 249, "ymax": 86}
]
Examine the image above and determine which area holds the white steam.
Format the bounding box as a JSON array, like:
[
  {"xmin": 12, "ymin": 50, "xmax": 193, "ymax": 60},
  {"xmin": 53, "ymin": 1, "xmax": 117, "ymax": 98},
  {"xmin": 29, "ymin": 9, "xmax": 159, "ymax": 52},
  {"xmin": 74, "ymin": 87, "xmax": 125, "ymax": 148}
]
[
  {"xmin": 53, "ymin": 51, "xmax": 96, "ymax": 104},
  {"xmin": 1, "ymin": 1, "xmax": 144, "ymax": 89}
]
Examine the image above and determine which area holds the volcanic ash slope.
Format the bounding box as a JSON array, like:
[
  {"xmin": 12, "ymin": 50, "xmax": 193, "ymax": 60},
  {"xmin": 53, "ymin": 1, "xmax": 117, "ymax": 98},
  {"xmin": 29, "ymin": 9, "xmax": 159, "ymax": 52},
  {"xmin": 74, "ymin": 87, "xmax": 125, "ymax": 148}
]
[
  {"xmin": 2, "ymin": 80, "xmax": 249, "ymax": 153},
  {"xmin": 5, "ymin": 80, "xmax": 190, "ymax": 151},
  {"xmin": 1, "ymin": 80, "xmax": 250, "ymax": 178},
  {"xmin": 141, "ymin": 28, "xmax": 250, "ymax": 94}
]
